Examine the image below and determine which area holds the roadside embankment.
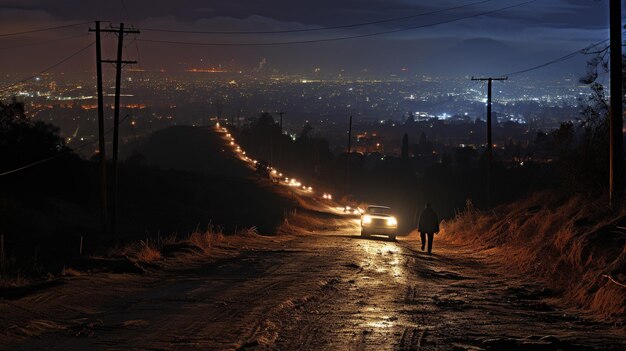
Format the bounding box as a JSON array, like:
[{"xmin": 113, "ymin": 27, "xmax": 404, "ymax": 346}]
[{"xmin": 441, "ymin": 193, "xmax": 626, "ymax": 324}]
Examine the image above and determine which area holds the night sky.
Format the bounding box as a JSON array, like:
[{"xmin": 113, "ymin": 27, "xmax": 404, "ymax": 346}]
[{"xmin": 0, "ymin": 0, "xmax": 618, "ymax": 77}]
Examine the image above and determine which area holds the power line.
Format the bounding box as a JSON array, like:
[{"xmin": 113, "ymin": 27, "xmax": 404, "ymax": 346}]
[
  {"xmin": 0, "ymin": 41, "xmax": 94, "ymax": 93},
  {"xmin": 0, "ymin": 154, "xmax": 64, "ymax": 177},
  {"xmin": 141, "ymin": 0, "xmax": 493, "ymax": 35},
  {"xmin": 138, "ymin": 0, "xmax": 537, "ymax": 47},
  {"xmin": 0, "ymin": 21, "xmax": 92, "ymax": 38},
  {"xmin": 0, "ymin": 34, "xmax": 88, "ymax": 51},
  {"xmin": 0, "ymin": 115, "xmax": 130, "ymax": 177},
  {"xmin": 131, "ymin": 38, "xmax": 145, "ymax": 80},
  {"xmin": 127, "ymin": 37, "xmax": 147, "ymax": 112},
  {"xmin": 502, "ymin": 34, "xmax": 617, "ymax": 76},
  {"xmin": 120, "ymin": 0, "xmax": 132, "ymax": 21},
  {"xmin": 504, "ymin": 51, "xmax": 585, "ymax": 77}
]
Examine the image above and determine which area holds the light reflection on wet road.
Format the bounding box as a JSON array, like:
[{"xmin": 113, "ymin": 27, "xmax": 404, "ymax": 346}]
[
  {"xmin": 273, "ymin": 233, "xmax": 625, "ymax": 350},
  {"xmin": 1, "ymin": 230, "xmax": 624, "ymax": 350},
  {"xmin": 349, "ymin": 239, "xmax": 407, "ymax": 349}
]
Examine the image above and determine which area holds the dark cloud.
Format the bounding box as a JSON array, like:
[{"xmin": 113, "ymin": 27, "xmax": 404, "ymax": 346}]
[
  {"xmin": 0, "ymin": 0, "xmax": 610, "ymax": 28},
  {"xmin": 0, "ymin": 0, "xmax": 617, "ymax": 77}
]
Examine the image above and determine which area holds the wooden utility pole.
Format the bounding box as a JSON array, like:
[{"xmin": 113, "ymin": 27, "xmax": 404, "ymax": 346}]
[
  {"xmin": 1, "ymin": 234, "xmax": 5, "ymax": 273},
  {"xmin": 610, "ymin": 0, "xmax": 623, "ymax": 206},
  {"xmin": 278, "ymin": 111, "xmax": 286, "ymax": 134},
  {"xmin": 106, "ymin": 23, "xmax": 138, "ymax": 236},
  {"xmin": 346, "ymin": 115, "xmax": 353, "ymax": 195},
  {"xmin": 471, "ymin": 76, "xmax": 507, "ymax": 207},
  {"xmin": 269, "ymin": 111, "xmax": 274, "ymax": 167},
  {"xmin": 99, "ymin": 23, "xmax": 139, "ymax": 236},
  {"xmin": 216, "ymin": 98, "xmax": 222, "ymax": 121},
  {"xmin": 89, "ymin": 21, "xmax": 109, "ymax": 235}
]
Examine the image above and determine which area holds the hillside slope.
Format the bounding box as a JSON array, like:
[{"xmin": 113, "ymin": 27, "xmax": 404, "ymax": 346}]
[
  {"xmin": 139, "ymin": 125, "xmax": 251, "ymax": 178},
  {"xmin": 0, "ymin": 125, "xmax": 292, "ymax": 286},
  {"xmin": 441, "ymin": 193, "xmax": 626, "ymax": 323},
  {"xmin": 120, "ymin": 125, "xmax": 292, "ymax": 235}
]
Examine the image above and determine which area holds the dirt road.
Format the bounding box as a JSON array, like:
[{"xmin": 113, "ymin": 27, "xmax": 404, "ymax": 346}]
[{"xmin": 1, "ymin": 225, "xmax": 624, "ymax": 350}]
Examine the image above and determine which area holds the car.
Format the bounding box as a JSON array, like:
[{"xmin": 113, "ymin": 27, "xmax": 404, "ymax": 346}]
[
  {"xmin": 255, "ymin": 161, "xmax": 270, "ymax": 178},
  {"xmin": 360, "ymin": 205, "xmax": 398, "ymax": 240}
]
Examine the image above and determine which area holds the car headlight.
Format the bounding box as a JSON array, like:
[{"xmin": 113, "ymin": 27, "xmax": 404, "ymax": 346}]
[
  {"xmin": 386, "ymin": 217, "xmax": 397, "ymax": 226},
  {"xmin": 362, "ymin": 215, "xmax": 372, "ymax": 224}
]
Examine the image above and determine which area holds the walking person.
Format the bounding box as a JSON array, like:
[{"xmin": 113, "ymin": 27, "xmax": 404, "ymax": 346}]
[{"xmin": 418, "ymin": 203, "xmax": 439, "ymax": 254}]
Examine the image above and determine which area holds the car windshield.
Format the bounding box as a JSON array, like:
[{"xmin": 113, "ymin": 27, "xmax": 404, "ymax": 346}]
[{"xmin": 366, "ymin": 207, "xmax": 391, "ymax": 215}]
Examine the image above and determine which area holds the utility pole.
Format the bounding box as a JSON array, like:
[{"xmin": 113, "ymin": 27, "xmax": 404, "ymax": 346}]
[
  {"xmin": 471, "ymin": 76, "xmax": 507, "ymax": 207},
  {"xmin": 89, "ymin": 21, "xmax": 109, "ymax": 236},
  {"xmin": 346, "ymin": 115, "xmax": 353, "ymax": 195},
  {"xmin": 216, "ymin": 98, "xmax": 222, "ymax": 122},
  {"xmin": 275, "ymin": 111, "xmax": 285, "ymax": 166},
  {"xmin": 610, "ymin": 0, "xmax": 623, "ymax": 207},
  {"xmin": 101, "ymin": 23, "xmax": 139, "ymax": 237},
  {"xmin": 278, "ymin": 111, "xmax": 286, "ymax": 134},
  {"xmin": 270, "ymin": 134, "xmax": 274, "ymax": 167}
]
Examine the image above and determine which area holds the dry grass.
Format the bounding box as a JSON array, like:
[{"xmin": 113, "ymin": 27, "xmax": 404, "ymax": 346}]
[
  {"xmin": 277, "ymin": 207, "xmax": 355, "ymax": 235},
  {"xmin": 60, "ymin": 266, "xmax": 81, "ymax": 277},
  {"xmin": 237, "ymin": 226, "xmax": 259, "ymax": 236},
  {"xmin": 188, "ymin": 225, "xmax": 225, "ymax": 253},
  {"xmin": 134, "ymin": 240, "xmax": 163, "ymax": 262},
  {"xmin": 0, "ymin": 271, "xmax": 32, "ymax": 288},
  {"xmin": 122, "ymin": 225, "xmax": 235, "ymax": 262},
  {"xmin": 442, "ymin": 193, "xmax": 626, "ymax": 322},
  {"xmin": 120, "ymin": 234, "xmax": 177, "ymax": 263}
]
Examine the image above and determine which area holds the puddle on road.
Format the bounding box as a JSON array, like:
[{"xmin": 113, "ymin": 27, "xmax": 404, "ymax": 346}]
[
  {"xmin": 358, "ymin": 241, "xmax": 405, "ymax": 283},
  {"xmin": 364, "ymin": 314, "xmax": 400, "ymax": 330},
  {"xmin": 336, "ymin": 239, "xmax": 412, "ymax": 350}
]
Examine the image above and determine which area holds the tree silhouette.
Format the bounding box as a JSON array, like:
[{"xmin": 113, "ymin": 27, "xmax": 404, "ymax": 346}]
[
  {"xmin": 416, "ymin": 132, "xmax": 433, "ymax": 156},
  {"xmin": 299, "ymin": 123, "xmax": 313, "ymax": 140},
  {"xmin": 1, "ymin": 98, "xmax": 67, "ymax": 170},
  {"xmin": 242, "ymin": 112, "xmax": 281, "ymax": 164},
  {"xmin": 401, "ymin": 133, "xmax": 409, "ymax": 160}
]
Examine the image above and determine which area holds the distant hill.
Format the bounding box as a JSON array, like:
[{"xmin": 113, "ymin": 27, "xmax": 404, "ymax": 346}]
[
  {"xmin": 138, "ymin": 126, "xmax": 252, "ymax": 178},
  {"xmin": 424, "ymin": 37, "xmax": 522, "ymax": 76},
  {"xmin": 121, "ymin": 125, "xmax": 290, "ymax": 235}
]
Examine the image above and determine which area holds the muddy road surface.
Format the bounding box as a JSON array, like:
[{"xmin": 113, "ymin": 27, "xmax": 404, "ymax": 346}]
[{"xmin": 1, "ymin": 227, "xmax": 624, "ymax": 350}]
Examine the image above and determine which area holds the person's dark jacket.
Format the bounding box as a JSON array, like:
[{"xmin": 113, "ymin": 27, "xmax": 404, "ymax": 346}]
[{"xmin": 418, "ymin": 207, "xmax": 439, "ymax": 233}]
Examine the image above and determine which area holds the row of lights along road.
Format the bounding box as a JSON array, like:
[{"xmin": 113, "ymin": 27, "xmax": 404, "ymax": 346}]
[{"xmin": 215, "ymin": 123, "xmax": 364, "ymax": 215}]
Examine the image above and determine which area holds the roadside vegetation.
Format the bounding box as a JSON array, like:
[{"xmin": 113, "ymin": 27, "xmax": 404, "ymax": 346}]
[{"xmin": 442, "ymin": 194, "xmax": 625, "ymax": 323}]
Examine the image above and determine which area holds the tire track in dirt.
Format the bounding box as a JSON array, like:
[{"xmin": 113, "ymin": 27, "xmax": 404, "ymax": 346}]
[
  {"xmin": 89, "ymin": 253, "xmax": 303, "ymax": 350},
  {"xmin": 2, "ymin": 232, "xmax": 624, "ymax": 350}
]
